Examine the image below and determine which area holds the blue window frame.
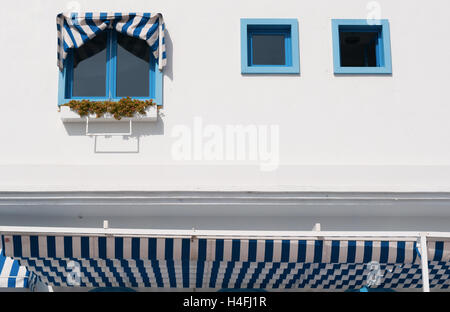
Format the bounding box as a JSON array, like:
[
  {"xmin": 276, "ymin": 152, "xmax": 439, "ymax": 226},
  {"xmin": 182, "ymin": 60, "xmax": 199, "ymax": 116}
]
[
  {"xmin": 241, "ymin": 19, "xmax": 300, "ymax": 74},
  {"xmin": 58, "ymin": 29, "xmax": 163, "ymax": 106},
  {"xmin": 332, "ymin": 19, "xmax": 392, "ymax": 74}
]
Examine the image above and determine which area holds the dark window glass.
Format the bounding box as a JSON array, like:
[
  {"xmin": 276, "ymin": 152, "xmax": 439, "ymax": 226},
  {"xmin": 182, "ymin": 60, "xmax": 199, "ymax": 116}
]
[
  {"xmin": 72, "ymin": 32, "xmax": 107, "ymax": 97},
  {"xmin": 252, "ymin": 34, "xmax": 285, "ymax": 65},
  {"xmin": 116, "ymin": 32, "xmax": 150, "ymax": 97},
  {"xmin": 339, "ymin": 31, "xmax": 378, "ymax": 67}
]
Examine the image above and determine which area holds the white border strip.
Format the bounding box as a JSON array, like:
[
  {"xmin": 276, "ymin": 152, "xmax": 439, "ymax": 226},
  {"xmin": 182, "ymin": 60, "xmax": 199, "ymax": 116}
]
[{"xmin": 1, "ymin": 226, "xmax": 450, "ymax": 240}]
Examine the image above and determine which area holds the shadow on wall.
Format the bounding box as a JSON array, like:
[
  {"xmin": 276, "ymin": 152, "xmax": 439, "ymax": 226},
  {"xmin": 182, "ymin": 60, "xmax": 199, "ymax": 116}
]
[{"xmin": 164, "ymin": 27, "xmax": 174, "ymax": 81}]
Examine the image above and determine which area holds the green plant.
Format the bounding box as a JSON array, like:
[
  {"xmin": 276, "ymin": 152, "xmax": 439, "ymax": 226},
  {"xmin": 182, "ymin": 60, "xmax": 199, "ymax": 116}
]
[{"xmin": 62, "ymin": 97, "xmax": 157, "ymax": 120}]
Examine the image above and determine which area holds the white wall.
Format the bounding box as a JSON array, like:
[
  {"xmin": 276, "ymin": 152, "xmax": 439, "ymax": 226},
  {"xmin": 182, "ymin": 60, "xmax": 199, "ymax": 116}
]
[
  {"xmin": 1, "ymin": 191, "xmax": 450, "ymax": 230},
  {"xmin": 0, "ymin": 0, "xmax": 450, "ymax": 192}
]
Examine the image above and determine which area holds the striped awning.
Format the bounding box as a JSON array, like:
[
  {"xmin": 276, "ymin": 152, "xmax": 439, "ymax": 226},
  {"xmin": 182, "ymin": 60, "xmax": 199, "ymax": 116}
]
[
  {"xmin": 2, "ymin": 234, "xmax": 449, "ymax": 290},
  {"xmin": 0, "ymin": 249, "xmax": 32, "ymax": 288},
  {"xmin": 57, "ymin": 12, "xmax": 166, "ymax": 71}
]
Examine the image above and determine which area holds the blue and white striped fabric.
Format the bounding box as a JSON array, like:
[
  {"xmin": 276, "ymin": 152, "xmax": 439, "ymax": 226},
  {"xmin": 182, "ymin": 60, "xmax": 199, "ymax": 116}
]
[
  {"xmin": 57, "ymin": 12, "xmax": 166, "ymax": 71},
  {"xmin": 0, "ymin": 249, "xmax": 32, "ymax": 288},
  {"xmin": 2, "ymin": 235, "xmax": 449, "ymax": 290},
  {"xmin": 3, "ymin": 236, "xmax": 422, "ymax": 264}
]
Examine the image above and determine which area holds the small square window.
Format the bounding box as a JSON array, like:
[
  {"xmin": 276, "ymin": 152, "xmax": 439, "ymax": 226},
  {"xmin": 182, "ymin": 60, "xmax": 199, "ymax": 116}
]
[
  {"xmin": 339, "ymin": 31, "xmax": 378, "ymax": 67},
  {"xmin": 241, "ymin": 19, "xmax": 300, "ymax": 74},
  {"xmin": 252, "ymin": 34, "xmax": 286, "ymax": 65},
  {"xmin": 332, "ymin": 19, "xmax": 392, "ymax": 74}
]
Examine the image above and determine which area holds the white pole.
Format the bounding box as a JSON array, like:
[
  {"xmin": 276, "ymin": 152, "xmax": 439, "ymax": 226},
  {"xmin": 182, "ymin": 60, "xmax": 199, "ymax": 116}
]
[
  {"xmin": 419, "ymin": 234, "xmax": 430, "ymax": 292},
  {"xmin": 312, "ymin": 223, "xmax": 321, "ymax": 231}
]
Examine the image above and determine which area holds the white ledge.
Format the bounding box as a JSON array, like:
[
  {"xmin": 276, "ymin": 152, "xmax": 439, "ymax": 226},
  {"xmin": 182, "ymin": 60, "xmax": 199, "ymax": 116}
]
[
  {"xmin": 59, "ymin": 105, "xmax": 158, "ymax": 123},
  {"xmin": 0, "ymin": 225, "xmax": 449, "ymax": 241}
]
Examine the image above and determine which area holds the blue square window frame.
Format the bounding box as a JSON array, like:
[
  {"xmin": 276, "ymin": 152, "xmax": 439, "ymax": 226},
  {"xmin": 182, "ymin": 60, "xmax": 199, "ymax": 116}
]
[
  {"xmin": 332, "ymin": 19, "xmax": 392, "ymax": 74},
  {"xmin": 58, "ymin": 29, "xmax": 163, "ymax": 106},
  {"xmin": 241, "ymin": 19, "xmax": 300, "ymax": 74}
]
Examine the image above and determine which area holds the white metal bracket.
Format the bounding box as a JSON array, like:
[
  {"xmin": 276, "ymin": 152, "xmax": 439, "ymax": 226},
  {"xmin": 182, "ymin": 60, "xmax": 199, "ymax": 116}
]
[{"xmin": 86, "ymin": 118, "xmax": 133, "ymax": 136}]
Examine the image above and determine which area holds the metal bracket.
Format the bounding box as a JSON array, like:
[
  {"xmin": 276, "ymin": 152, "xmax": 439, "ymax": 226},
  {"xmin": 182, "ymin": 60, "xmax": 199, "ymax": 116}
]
[{"xmin": 86, "ymin": 118, "xmax": 133, "ymax": 136}]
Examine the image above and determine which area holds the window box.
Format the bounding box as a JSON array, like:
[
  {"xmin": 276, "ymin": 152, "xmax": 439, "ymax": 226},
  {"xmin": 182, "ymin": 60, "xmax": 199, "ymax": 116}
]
[
  {"xmin": 60, "ymin": 104, "xmax": 157, "ymax": 123},
  {"xmin": 241, "ymin": 19, "xmax": 300, "ymax": 74},
  {"xmin": 332, "ymin": 19, "xmax": 392, "ymax": 74}
]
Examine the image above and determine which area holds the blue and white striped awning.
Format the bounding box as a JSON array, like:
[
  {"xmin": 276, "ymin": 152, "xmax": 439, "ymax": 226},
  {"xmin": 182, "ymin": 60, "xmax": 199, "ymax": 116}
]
[
  {"xmin": 57, "ymin": 12, "xmax": 166, "ymax": 71},
  {"xmin": 0, "ymin": 249, "xmax": 32, "ymax": 288},
  {"xmin": 2, "ymin": 234, "xmax": 449, "ymax": 290}
]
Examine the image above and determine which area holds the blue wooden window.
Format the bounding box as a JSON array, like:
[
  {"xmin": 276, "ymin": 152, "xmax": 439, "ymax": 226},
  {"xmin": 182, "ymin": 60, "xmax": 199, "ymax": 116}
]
[
  {"xmin": 332, "ymin": 19, "xmax": 392, "ymax": 74},
  {"xmin": 58, "ymin": 29, "xmax": 163, "ymax": 106},
  {"xmin": 241, "ymin": 19, "xmax": 300, "ymax": 74}
]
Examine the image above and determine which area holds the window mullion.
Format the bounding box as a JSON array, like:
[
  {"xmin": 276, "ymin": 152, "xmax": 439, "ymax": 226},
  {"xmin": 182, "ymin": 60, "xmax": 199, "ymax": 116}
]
[
  {"xmin": 106, "ymin": 30, "xmax": 110, "ymax": 99},
  {"xmin": 106, "ymin": 29, "xmax": 117, "ymax": 100},
  {"xmin": 68, "ymin": 51, "xmax": 74, "ymax": 98}
]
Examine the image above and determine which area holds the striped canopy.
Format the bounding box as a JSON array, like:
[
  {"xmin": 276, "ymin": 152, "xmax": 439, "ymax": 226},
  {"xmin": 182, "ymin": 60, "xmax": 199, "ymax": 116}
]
[
  {"xmin": 2, "ymin": 234, "xmax": 449, "ymax": 290},
  {"xmin": 57, "ymin": 12, "xmax": 166, "ymax": 71},
  {"xmin": 0, "ymin": 249, "xmax": 32, "ymax": 288}
]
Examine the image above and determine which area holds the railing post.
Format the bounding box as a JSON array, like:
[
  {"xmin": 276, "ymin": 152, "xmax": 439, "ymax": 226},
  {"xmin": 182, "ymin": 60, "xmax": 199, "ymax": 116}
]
[{"xmin": 419, "ymin": 234, "xmax": 430, "ymax": 292}]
